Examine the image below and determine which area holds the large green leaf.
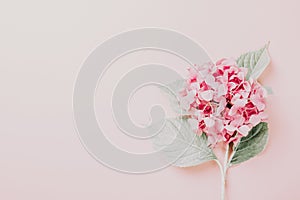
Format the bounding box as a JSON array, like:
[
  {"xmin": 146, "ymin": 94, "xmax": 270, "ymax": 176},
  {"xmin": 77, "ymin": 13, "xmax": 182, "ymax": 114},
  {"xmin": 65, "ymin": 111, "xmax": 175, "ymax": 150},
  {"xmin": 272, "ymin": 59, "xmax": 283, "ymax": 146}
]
[
  {"xmin": 152, "ymin": 118, "xmax": 216, "ymax": 167},
  {"xmin": 237, "ymin": 44, "xmax": 271, "ymax": 79},
  {"xmin": 159, "ymin": 79, "xmax": 187, "ymax": 114},
  {"xmin": 229, "ymin": 122, "xmax": 269, "ymax": 166}
]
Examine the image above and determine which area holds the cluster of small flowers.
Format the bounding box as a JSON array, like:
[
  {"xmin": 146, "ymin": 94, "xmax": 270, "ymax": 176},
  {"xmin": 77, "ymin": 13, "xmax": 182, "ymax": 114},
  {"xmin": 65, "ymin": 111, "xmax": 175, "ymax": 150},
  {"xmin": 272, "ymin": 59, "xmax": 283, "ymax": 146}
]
[{"xmin": 179, "ymin": 58, "xmax": 267, "ymax": 146}]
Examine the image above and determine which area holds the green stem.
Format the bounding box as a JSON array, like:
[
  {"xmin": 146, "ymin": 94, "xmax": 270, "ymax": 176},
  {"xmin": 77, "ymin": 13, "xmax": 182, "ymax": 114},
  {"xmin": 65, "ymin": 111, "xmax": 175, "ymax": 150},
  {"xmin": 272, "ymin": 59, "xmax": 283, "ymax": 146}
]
[
  {"xmin": 217, "ymin": 145, "xmax": 230, "ymax": 200},
  {"xmin": 223, "ymin": 145, "xmax": 230, "ymax": 200},
  {"xmin": 221, "ymin": 170, "xmax": 226, "ymax": 200},
  {"xmin": 216, "ymin": 160, "xmax": 224, "ymax": 200}
]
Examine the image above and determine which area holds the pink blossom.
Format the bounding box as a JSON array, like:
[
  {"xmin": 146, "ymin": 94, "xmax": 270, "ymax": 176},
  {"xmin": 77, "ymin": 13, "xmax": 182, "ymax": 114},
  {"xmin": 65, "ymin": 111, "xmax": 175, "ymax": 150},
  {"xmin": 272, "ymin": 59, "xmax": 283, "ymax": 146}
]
[{"xmin": 179, "ymin": 58, "xmax": 268, "ymax": 146}]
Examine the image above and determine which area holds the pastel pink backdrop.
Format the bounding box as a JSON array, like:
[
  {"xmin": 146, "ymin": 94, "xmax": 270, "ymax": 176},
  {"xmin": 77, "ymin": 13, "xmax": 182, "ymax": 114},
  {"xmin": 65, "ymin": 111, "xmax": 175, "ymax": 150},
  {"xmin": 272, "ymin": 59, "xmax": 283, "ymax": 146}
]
[{"xmin": 0, "ymin": 0, "xmax": 299, "ymax": 199}]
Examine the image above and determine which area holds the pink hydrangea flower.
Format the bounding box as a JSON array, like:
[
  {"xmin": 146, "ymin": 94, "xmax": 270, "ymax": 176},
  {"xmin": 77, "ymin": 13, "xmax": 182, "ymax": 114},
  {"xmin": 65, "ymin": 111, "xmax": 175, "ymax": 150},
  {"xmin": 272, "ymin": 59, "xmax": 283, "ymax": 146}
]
[{"xmin": 180, "ymin": 58, "xmax": 268, "ymax": 146}]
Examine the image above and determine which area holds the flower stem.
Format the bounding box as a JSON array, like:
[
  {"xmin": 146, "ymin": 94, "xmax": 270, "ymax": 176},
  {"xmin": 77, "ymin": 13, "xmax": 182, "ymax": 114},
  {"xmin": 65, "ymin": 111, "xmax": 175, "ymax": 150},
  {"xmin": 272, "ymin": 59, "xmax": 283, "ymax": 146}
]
[
  {"xmin": 221, "ymin": 170, "xmax": 226, "ymax": 200},
  {"xmin": 217, "ymin": 144, "xmax": 230, "ymax": 200}
]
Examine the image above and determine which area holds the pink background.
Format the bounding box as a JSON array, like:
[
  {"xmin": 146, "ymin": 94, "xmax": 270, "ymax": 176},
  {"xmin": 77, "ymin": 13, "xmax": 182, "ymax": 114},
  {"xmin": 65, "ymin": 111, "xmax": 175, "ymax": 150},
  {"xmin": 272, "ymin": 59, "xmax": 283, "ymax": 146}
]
[{"xmin": 1, "ymin": 0, "xmax": 299, "ymax": 199}]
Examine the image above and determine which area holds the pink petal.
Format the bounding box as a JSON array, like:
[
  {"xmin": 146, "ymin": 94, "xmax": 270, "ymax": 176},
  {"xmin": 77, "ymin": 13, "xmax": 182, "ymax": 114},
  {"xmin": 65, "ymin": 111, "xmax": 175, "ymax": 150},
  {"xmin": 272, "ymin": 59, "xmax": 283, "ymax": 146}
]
[
  {"xmin": 200, "ymin": 90, "xmax": 213, "ymax": 101},
  {"xmin": 231, "ymin": 115, "xmax": 245, "ymax": 127},
  {"xmin": 249, "ymin": 114, "xmax": 261, "ymax": 126},
  {"xmin": 238, "ymin": 125, "xmax": 251, "ymax": 136},
  {"xmin": 228, "ymin": 104, "xmax": 239, "ymax": 116},
  {"xmin": 214, "ymin": 119, "xmax": 224, "ymax": 132},
  {"xmin": 225, "ymin": 124, "xmax": 236, "ymax": 132},
  {"xmin": 204, "ymin": 117, "xmax": 215, "ymax": 128},
  {"xmin": 205, "ymin": 75, "xmax": 217, "ymax": 88},
  {"xmin": 258, "ymin": 112, "xmax": 268, "ymax": 120},
  {"xmin": 216, "ymin": 97, "xmax": 226, "ymax": 115},
  {"xmin": 217, "ymin": 84, "xmax": 227, "ymax": 97},
  {"xmin": 207, "ymin": 134, "xmax": 217, "ymax": 146},
  {"xmin": 251, "ymin": 97, "xmax": 265, "ymax": 111},
  {"xmin": 190, "ymin": 82, "xmax": 200, "ymax": 90},
  {"xmin": 232, "ymin": 98, "xmax": 247, "ymax": 107}
]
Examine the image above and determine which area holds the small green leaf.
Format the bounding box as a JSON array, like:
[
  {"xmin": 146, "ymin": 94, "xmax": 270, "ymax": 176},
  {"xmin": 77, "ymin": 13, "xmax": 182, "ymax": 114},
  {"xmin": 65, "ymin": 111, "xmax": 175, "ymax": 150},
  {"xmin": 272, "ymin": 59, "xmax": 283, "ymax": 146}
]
[
  {"xmin": 263, "ymin": 86, "xmax": 274, "ymax": 95},
  {"xmin": 152, "ymin": 118, "xmax": 216, "ymax": 167},
  {"xmin": 237, "ymin": 43, "xmax": 271, "ymax": 79},
  {"xmin": 229, "ymin": 122, "xmax": 269, "ymax": 166}
]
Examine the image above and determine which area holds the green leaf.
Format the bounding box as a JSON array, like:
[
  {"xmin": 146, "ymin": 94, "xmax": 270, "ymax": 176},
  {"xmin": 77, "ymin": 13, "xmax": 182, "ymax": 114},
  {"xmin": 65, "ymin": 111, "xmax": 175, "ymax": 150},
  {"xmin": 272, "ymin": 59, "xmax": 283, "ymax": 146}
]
[
  {"xmin": 263, "ymin": 86, "xmax": 274, "ymax": 95},
  {"xmin": 152, "ymin": 118, "xmax": 216, "ymax": 167},
  {"xmin": 237, "ymin": 43, "xmax": 271, "ymax": 79},
  {"xmin": 159, "ymin": 79, "xmax": 188, "ymax": 114},
  {"xmin": 229, "ymin": 122, "xmax": 269, "ymax": 166}
]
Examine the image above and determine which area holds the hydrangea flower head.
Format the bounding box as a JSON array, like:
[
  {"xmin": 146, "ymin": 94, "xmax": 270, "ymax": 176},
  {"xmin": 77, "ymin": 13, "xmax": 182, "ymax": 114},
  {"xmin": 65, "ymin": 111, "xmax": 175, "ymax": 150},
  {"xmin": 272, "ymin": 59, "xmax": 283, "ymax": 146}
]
[{"xmin": 179, "ymin": 58, "xmax": 268, "ymax": 146}]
